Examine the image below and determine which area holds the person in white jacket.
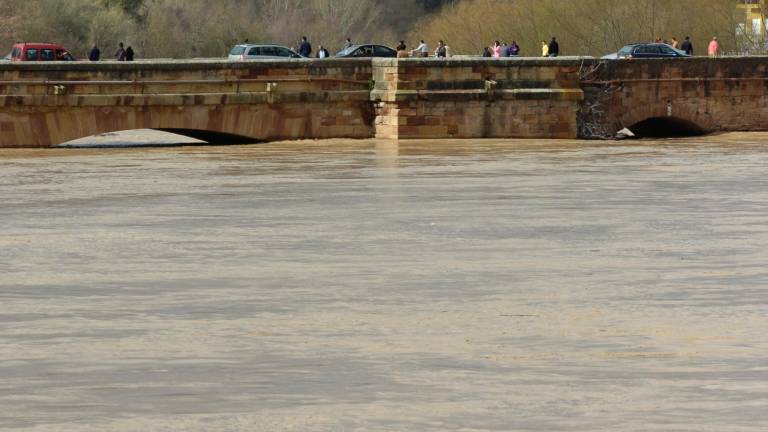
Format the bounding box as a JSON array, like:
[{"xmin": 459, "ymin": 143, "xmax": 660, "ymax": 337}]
[{"xmin": 412, "ymin": 40, "xmax": 429, "ymax": 57}]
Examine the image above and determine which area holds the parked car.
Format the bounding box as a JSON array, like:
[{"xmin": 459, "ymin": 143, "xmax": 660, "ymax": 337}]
[
  {"xmin": 602, "ymin": 43, "xmax": 690, "ymax": 59},
  {"xmin": 228, "ymin": 44, "xmax": 302, "ymax": 60},
  {"xmin": 9, "ymin": 43, "xmax": 76, "ymax": 61},
  {"xmin": 335, "ymin": 44, "xmax": 397, "ymax": 58}
]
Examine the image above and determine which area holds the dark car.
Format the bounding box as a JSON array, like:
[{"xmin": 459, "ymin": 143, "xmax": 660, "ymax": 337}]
[
  {"xmin": 602, "ymin": 43, "xmax": 690, "ymax": 59},
  {"xmin": 335, "ymin": 44, "xmax": 397, "ymax": 58}
]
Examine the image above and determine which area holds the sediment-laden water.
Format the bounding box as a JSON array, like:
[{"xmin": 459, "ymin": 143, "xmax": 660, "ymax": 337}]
[{"xmin": 1, "ymin": 134, "xmax": 767, "ymax": 431}]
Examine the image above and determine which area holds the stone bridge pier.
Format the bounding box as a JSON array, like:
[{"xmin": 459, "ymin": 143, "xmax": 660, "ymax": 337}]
[{"xmin": 370, "ymin": 58, "xmax": 584, "ymax": 139}]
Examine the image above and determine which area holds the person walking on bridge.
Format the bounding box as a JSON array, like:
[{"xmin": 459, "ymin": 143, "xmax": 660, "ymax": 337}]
[
  {"xmin": 492, "ymin": 41, "xmax": 501, "ymax": 58},
  {"xmin": 541, "ymin": 40, "xmax": 549, "ymax": 57},
  {"xmin": 115, "ymin": 42, "xmax": 126, "ymax": 61},
  {"xmin": 548, "ymin": 37, "xmax": 559, "ymax": 57},
  {"xmin": 125, "ymin": 46, "xmax": 134, "ymax": 61},
  {"xmin": 298, "ymin": 36, "xmax": 312, "ymax": 57},
  {"xmin": 88, "ymin": 44, "xmax": 100, "ymax": 61},
  {"xmin": 681, "ymin": 36, "xmax": 693, "ymax": 55},
  {"xmin": 708, "ymin": 37, "xmax": 719, "ymax": 57},
  {"xmin": 435, "ymin": 40, "xmax": 447, "ymax": 58},
  {"xmin": 413, "ymin": 40, "xmax": 429, "ymax": 57}
]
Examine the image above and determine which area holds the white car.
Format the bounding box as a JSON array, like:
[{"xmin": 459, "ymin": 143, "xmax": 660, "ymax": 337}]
[{"xmin": 228, "ymin": 44, "xmax": 302, "ymax": 60}]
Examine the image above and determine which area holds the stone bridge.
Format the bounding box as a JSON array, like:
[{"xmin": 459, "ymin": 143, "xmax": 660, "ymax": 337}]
[
  {"xmin": 0, "ymin": 59, "xmax": 374, "ymax": 147},
  {"xmin": 1, "ymin": 57, "xmax": 766, "ymax": 147}
]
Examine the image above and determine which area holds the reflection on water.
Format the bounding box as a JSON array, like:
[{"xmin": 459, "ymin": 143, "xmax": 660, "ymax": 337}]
[{"xmin": 1, "ymin": 134, "xmax": 767, "ymax": 431}]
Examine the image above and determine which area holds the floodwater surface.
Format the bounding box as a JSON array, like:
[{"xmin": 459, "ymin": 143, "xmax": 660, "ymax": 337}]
[{"xmin": 1, "ymin": 134, "xmax": 767, "ymax": 431}]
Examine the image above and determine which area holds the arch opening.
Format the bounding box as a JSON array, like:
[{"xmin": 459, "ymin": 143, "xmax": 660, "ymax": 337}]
[
  {"xmin": 57, "ymin": 129, "xmax": 260, "ymax": 148},
  {"xmin": 157, "ymin": 129, "xmax": 260, "ymax": 145},
  {"xmin": 626, "ymin": 117, "xmax": 705, "ymax": 139}
]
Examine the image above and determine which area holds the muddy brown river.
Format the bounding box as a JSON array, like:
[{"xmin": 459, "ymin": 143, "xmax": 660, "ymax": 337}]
[{"xmin": 1, "ymin": 134, "xmax": 767, "ymax": 431}]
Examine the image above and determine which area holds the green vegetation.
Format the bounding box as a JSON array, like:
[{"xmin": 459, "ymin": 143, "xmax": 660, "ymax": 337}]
[{"xmin": 1, "ymin": 0, "xmax": 765, "ymax": 58}]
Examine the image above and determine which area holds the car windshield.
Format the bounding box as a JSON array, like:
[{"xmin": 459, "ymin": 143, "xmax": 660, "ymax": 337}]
[
  {"xmin": 618, "ymin": 46, "xmax": 634, "ymax": 55},
  {"xmin": 336, "ymin": 46, "xmax": 357, "ymax": 56},
  {"xmin": 229, "ymin": 46, "xmax": 246, "ymax": 55}
]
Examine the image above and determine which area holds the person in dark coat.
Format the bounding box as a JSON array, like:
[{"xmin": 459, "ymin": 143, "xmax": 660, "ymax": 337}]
[
  {"xmin": 435, "ymin": 40, "xmax": 447, "ymax": 58},
  {"xmin": 298, "ymin": 36, "xmax": 312, "ymax": 57},
  {"xmin": 125, "ymin": 46, "xmax": 134, "ymax": 61},
  {"xmin": 548, "ymin": 37, "xmax": 559, "ymax": 57},
  {"xmin": 680, "ymin": 36, "xmax": 694, "ymax": 55},
  {"xmin": 115, "ymin": 42, "xmax": 126, "ymax": 61},
  {"xmin": 88, "ymin": 44, "xmax": 100, "ymax": 61}
]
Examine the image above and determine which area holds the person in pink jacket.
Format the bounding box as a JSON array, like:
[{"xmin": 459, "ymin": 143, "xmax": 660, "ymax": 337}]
[
  {"xmin": 708, "ymin": 37, "xmax": 719, "ymax": 57},
  {"xmin": 492, "ymin": 41, "xmax": 501, "ymax": 58}
]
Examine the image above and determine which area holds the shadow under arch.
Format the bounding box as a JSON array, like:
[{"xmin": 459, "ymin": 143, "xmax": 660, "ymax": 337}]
[
  {"xmin": 57, "ymin": 129, "xmax": 261, "ymax": 148},
  {"xmin": 156, "ymin": 129, "xmax": 260, "ymax": 145},
  {"xmin": 627, "ymin": 117, "xmax": 706, "ymax": 139}
]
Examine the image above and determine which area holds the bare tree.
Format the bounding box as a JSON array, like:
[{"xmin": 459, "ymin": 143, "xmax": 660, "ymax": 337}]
[{"xmin": 415, "ymin": 0, "xmax": 750, "ymax": 56}]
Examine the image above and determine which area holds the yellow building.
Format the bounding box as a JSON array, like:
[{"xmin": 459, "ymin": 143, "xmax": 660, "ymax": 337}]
[{"xmin": 737, "ymin": 0, "xmax": 766, "ymax": 35}]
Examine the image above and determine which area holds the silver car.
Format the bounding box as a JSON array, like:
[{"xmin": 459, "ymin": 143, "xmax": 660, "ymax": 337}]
[{"xmin": 228, "ymin": 44, "xmax": 302, "ymax": 60}]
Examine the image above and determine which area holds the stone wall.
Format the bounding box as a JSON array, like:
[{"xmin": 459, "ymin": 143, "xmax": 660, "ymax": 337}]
[
  {"xmin": 0, "ymin": 59, "xmax": 373, "ymax": 147},
  {"xmin": 371, "ymin": 58, "xmax": 584, "ymax": 139}
]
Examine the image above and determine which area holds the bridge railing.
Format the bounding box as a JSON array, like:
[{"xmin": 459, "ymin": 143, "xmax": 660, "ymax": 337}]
[{"xmin": 0, "ymin": 59, "xmax": 372, "ymax": 93}]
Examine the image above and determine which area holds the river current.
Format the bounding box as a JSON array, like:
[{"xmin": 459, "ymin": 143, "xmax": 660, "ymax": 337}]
[{"xmin": 1, "ymin": 134, "xmax": 767, "ymax": 431}]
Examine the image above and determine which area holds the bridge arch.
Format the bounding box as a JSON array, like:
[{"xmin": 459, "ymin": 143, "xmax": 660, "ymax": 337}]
[
  {"xmin": 626, "ymin": 117, "xmax": 705, "ymax": 138},
  {"xmin": 613, "ymin": 101, "xmax": 713, "ymax": 139},
  {"xmin": 57, "ymin": 128, "xmax": 260, "ymax": 148},
  {"xmin": 7, "ymin": 101, "xmax": 342, "ymax": 147}
]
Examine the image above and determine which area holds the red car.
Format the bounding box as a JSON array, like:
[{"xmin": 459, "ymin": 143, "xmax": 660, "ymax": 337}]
[{"xmin": 9, "ymin": 43, "xmax": 76, "ymax": 62}]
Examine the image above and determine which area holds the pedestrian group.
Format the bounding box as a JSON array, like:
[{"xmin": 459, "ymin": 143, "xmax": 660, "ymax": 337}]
[
  {"xmin": 83, "ymin": 33, "xmax": 719, "ymax": 62},
  {"xmin": 88, "ymin": 42, "xmax": 135, "ymax": 61}
]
